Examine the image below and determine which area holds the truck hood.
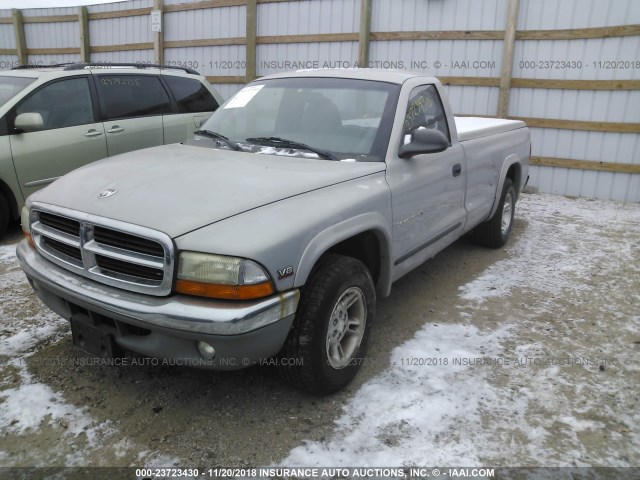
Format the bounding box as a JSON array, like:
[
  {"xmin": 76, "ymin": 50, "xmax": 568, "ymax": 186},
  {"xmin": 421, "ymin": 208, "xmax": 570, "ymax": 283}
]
[{"xmin": 33, "ymin": 144, "xmax": 386, "ymax": 238}]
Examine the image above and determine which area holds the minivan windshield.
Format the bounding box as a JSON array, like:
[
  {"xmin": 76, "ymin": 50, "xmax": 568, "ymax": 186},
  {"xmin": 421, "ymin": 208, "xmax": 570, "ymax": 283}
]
[
  {"xmin": 0, "ymin": 76, "xmax": 36, "ymax": 106},
  {"xmin": 197, "ymin": 77, "xmax": 400, "ymax": 161}
]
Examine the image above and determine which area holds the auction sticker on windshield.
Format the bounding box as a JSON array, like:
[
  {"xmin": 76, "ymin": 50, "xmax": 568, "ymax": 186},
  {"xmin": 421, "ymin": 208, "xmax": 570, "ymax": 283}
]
[{"xmin": 224, "ymin": 84, "xmax": 265, "ymax": 109}]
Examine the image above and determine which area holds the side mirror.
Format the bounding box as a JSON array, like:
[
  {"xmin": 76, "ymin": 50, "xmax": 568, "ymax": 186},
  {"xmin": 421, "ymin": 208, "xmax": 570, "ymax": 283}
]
[
  {"xmin": 14, "ymin": 112, "xmax": 44, "ymax": 133},
  {"xmin": 398, "ymin": 128, "xmax": 449, "ymax": 158}
]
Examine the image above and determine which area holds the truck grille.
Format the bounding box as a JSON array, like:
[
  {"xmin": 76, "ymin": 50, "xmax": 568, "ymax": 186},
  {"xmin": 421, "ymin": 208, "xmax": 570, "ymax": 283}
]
[
  {"xmin": 95, "ymin": 255, "xmax": 164, "ymax": 281},
  {"xmin": 43, "ymin": 237, "xmax": 83, "ymax": 262},
  {"xmin": 30, "ymin": 205, "xmax": 174, "ymax": 296},
  {"xmin": 94, "ymin": 226, "xmax": 165, "ymax": 257},
  {"xmin": 39, "ymin": 212, "xmax": 80, "ymax": 236}
]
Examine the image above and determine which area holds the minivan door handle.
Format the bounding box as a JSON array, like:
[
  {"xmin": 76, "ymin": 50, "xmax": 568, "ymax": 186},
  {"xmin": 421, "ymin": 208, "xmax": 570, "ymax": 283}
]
[
  {"xmin": 452, "ymin": 163, "xmax": 462, "ymax": 177},
  {"xmin": 84, "ymin": 129, "xmax": 103, "ymax": 137},
  {"xmin": 107, "ymin": 126, "xmax": 124, "ymax": 134}
]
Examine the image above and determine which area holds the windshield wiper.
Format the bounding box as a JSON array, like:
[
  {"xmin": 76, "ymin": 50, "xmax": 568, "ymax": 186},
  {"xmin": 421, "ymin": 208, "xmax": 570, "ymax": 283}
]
[
  {"xmin": 193, "ymin": 130, "xmax": 242, "ymax": 151},
  {"xmin": 245, "ymin": 136, "xmax": 337, "ymax": 160}
]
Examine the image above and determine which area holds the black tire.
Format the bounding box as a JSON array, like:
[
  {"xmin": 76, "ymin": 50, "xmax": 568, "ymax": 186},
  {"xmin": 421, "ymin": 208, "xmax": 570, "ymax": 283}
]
[
  {"xmin": 0, "ymin": 195, "xmax": 9, "ymax": 239},
  {"xmin": 471, "ymin": 178, "xmax": 516, "ymax": 248},
  {"xmin": 278, "ymin": 254, "xmax": 376, "ymax": 395}
]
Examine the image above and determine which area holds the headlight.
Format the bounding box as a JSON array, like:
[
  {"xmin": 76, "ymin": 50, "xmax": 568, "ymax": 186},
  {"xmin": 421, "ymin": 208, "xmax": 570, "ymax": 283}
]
[
  {"xmin": 20, "ymin": 206, "xmax": 35, "ymax": 247},
  {"xmin": 175, "ymin": 252, "xmax": 275, "ymax": 300}
]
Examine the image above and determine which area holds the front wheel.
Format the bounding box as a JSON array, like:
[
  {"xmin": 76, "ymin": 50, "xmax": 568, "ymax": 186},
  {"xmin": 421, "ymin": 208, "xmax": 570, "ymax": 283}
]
[
  {"xmin": 471, "ymin": 178, "xmax": 516, "ymax": 248},
  {"xmin": 278, "ymin": 254, "xmax": 376, "ymax": 395}
]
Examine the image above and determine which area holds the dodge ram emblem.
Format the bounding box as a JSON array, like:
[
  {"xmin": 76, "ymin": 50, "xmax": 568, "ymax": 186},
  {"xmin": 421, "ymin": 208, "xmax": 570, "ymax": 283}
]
[{"xmin": 98, "ymin": 188, "xmax": 118, "ymax": 199}]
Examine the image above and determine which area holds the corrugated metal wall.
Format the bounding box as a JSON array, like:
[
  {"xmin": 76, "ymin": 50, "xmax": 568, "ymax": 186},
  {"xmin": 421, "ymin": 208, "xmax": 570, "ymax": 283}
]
[
  {"xmin": 89, "ymin": 0, "xmax": 154, "ymax": 65},
  {"xmin": 372, "ymin": 0, "xmax": 505, "ymax": 116},
  {"xmin": 257, "ymin": 0, "xmax": 359, "ymax": 76},
  {"xmin": 165, "ymin": 0, "xmax": 246, "ymax": 100},
  {"xmin": 23, "ymin": 7, "xmax": 82, "ymax": 66},
  {"xmin": 0, "ymin": 10, "xmax": 16, "ymax": 70},
  {"xmin": 513, "ymin": 0, "xmax": 640, "ymax": 202},
  {"xmin": 0, "ymin": 0, "xmax": 638, "ymax": 201}
]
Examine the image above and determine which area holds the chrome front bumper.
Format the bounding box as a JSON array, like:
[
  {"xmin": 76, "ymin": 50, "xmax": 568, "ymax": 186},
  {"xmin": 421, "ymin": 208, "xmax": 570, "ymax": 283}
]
[{"xmin": 17, "ymin": 240, "xmax": 299, "ymax": 368}]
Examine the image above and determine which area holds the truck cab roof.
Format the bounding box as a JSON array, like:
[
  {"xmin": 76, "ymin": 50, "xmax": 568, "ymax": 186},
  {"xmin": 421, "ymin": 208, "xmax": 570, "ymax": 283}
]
[{"xmin": 263, "ymin": 68, "xmax": 440, "ymax": 85}]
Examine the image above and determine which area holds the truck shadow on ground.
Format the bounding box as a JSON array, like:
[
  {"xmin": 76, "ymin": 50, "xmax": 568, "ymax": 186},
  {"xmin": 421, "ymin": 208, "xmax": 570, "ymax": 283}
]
[{"xmin": 26, "ymin": 218, "xmax": 528, "ymax": 466}]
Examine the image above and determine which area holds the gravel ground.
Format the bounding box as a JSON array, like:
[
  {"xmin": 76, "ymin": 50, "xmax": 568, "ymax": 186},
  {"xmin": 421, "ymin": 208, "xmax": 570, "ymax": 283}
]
[{"xmin": 0, "ymin": 192, "xmax": 638, "ymax": 476}]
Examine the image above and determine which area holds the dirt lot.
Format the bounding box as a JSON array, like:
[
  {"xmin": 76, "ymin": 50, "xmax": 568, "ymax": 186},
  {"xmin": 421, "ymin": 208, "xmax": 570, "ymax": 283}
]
[{"xmin": 0, "ymin": 193, "xmax": 639, "ymax": 475}]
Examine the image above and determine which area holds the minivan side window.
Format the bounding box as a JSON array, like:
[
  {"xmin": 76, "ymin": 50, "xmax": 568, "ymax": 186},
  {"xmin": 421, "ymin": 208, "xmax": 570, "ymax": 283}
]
[
  {"xmin": 403, "ymin": 84, "xmax": 450, "ymax": 143},
  {"xmin": 164, "ymin": 76, "xmax": 218, "ymax": 113},
  {"xmin": 96, "ymin": 75, "xmax": 170, "ymax": 120},
  {"xmin": 15, "ymin": 77, "xmax": 94, "ymax": 131}
]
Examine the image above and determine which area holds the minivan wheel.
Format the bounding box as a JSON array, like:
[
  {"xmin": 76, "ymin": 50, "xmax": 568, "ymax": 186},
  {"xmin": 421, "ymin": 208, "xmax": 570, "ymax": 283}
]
[
  {"xmin": 0, "ymin": 195, "xmax": 9, "ymax": 238},
  {"xmin": 278, "ymin": 254, "xmax": 376, "ymax": 395}
]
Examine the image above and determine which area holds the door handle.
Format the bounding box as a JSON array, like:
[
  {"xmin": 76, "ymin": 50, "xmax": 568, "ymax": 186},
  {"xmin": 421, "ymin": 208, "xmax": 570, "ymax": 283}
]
[
  {"xmin": 84, "ymin": 130, "xmax": 103, "ymax": 137},
  {"xmin": 452, "ymin": 163, "xmax": 462, "ymax": 177},
  {"xmin": 107, "ymin": 126, "xmax": 124, "ymax": 134}
]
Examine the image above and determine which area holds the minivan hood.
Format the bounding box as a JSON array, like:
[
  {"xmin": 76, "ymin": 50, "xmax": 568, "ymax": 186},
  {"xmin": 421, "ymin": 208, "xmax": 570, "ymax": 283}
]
[{"xmin": 33, "ymin": 144, "xmax": 386, "ymax": 237}]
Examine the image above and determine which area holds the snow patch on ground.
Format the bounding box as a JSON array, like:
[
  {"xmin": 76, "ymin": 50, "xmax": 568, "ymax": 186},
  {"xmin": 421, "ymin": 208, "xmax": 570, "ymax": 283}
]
[
  {"xmin": 284, "ymin": 324, "xmax": 511, "ymax": 466},
  {"xmin": 0, "ymin": 371, "xmax": 94, "ymax": 435},
  {"xmin": 0, "ymin": 244, "xmax": 17, "ymax": 261},
  {"xmin": 460, "ymin": 195, "xmax": 640, "ymax": 304},
  {"xmin": 0, "ymin": 318, "xmax": 66, "ymax": 359},
  {"xmin": 0, "ymin": 243, "xmax": 68, "ymax": 360}
]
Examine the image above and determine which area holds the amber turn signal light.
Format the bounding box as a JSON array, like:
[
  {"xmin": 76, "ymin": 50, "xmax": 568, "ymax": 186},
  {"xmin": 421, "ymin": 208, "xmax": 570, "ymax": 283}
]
[
  {"xmin": 24, "ymin": 232, "xmax": 35, "ymax": 248},
  {"xmin": 175, "ymin": 279, "xmax": 275, "ymax": 300}
]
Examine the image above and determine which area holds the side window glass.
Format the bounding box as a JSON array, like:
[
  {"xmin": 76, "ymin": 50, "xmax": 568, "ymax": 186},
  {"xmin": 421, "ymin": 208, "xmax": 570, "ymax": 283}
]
[
  {"xmin": 16, "ymin": 78, "xmax": 94, "ymax": 130},
  {"xmin": 403, "ymin": 85, "xmax": 450, "ymax": 142},
  {"xmin": 164, "ymin": 76, "xmax": 218, "ymax": 113},
  {"xmin": 96, "ymin": 75, "xmax": 170, "ymax": 120}
]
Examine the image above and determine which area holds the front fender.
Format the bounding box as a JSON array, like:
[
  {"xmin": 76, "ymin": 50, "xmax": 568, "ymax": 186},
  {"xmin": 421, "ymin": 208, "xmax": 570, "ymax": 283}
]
[
  {"xmin": 175, "ymin": 171, "xmax": 392, "ymax": 294},
  {"xmin": 294, "ymin": 212, "xmax": 393, "ymax": 297}
]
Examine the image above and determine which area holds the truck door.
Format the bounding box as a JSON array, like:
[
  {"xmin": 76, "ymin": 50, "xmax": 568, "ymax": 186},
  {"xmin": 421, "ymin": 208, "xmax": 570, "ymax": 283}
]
[
  {"xmin": 9, "ymin": 76, "xmax": 108, "ymax": 199},
  {"xmin": 386, "ymin": 84, "xmax": 466, "ymax": 276}
]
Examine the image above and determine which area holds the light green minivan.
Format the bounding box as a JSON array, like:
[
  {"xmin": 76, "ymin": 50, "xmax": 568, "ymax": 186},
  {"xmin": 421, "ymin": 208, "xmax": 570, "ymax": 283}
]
[{"xmin": 0, "ymin": 63, "xmax": 223, "ymax": 237}]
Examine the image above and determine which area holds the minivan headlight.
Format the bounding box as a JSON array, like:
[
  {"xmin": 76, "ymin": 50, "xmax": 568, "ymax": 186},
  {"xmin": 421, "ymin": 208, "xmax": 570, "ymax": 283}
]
[{"xmin": 175, "ymin": 252, "xmax": 275, "ymax": 300}]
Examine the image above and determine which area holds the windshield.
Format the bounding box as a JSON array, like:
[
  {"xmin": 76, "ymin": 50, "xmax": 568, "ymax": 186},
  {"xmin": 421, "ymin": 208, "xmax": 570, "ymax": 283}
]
[
  {"xmin": 198, "ymin": 77, "xmax": 400, "ymax": 161},
  {"xmin": 0, "ymin": 76, "xmax": 36, "ymax": 106}
]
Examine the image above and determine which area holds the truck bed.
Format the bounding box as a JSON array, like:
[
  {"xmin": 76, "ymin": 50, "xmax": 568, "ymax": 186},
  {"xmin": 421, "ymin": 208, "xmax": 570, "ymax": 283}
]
[{"xmin": 454, "ymin": 116, "xmax": 526, "ymax": 142}]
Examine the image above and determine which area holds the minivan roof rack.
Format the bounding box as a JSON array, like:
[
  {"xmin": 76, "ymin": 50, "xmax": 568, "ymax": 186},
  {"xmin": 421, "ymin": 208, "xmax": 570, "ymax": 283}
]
[
  {"xmin": 63, "ymin": 62, "xmax": 200, "ymax": 75},
  {"xmin": 12, "ymin": 62, "xmax": 77, "ymax": 70}
]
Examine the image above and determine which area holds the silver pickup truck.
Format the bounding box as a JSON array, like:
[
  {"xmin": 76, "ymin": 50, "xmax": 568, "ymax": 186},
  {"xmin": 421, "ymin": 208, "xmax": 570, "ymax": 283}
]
[{"xmin": 17, "ymin": 69, "xmax": 529, "ymax": 394}]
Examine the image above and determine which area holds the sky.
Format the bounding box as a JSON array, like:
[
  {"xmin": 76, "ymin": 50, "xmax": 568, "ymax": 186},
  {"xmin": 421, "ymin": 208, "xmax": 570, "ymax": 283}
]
[{"xmin": 0, "ymin": 0, "xmax": 124, "ymax": 8}]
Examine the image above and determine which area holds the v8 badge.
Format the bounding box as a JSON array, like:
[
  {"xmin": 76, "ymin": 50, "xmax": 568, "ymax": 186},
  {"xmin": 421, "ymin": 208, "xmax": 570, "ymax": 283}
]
[{"xmin": 278, "ymin": 266, "xmax": 294, "ymax": 279}]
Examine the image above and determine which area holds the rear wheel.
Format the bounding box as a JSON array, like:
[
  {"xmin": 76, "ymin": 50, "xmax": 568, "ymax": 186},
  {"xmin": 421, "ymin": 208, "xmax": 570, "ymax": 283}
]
[
  {"xmin": 471, "ymin": 178, "xmax": 516, "ymax": 248},
  {"xmin": 0, "ymin": 195, "xmax": 9, "ymax": 239},
  {"xmin": 278, "ymin": 254, "xmax": 376, "ymax": 395}
]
